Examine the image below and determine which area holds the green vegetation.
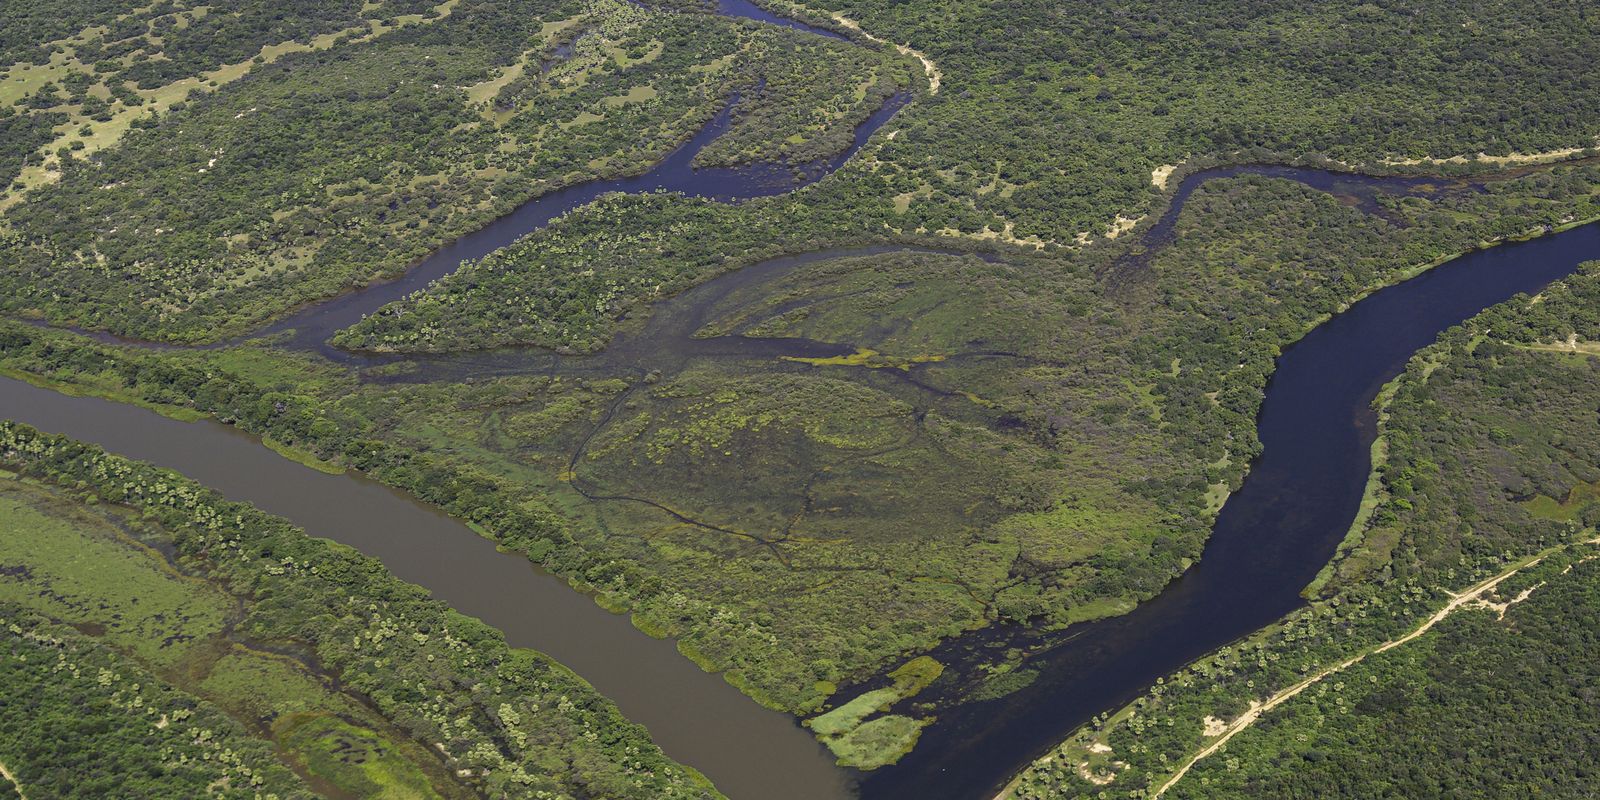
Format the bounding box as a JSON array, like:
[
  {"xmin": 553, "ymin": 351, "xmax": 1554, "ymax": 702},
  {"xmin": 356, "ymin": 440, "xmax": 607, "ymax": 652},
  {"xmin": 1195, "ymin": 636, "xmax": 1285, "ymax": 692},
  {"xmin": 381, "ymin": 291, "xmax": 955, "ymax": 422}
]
[
  {"xmin": 334, "ymin": 0, "xmax": 1600, "ymax": 356},
  {"xmin": 5, "ymin": 0, "xmax": 1600, "ymax": 778},
  {"xmin": 1008, "ymin": 263, "xmax": 1600, "ymax": 798},
  {"xmin": 807, "ymin": 656, "xmax": 942, "ymax": 767},
  {"xmin": 784, "ymin": 0, "xmax": 1600, "ymax": 238},
  {"xmin": 0, "ymin": 0, "xmax": 457, "ymax": 202},
  {"xmin": 0, "ymin": 488, "xmax": 232, "ymax": 669},
  {"xmin": 277, "ymin": 714, "xmax": 442, "ymax": 800},
  {"xmin": 0, "ymin": 423, "xmax": 722, "ymax": 799},
  {"xmin": 691, "ymin": 28, "xmax": 909, "ymax": 167},
  {"xmin": 1168, "ymin": 555, "xmax": 1600, "ymax": 799},
  {"xmin": 330, "ymin": 192, "xmax": 916, "ymax": 353},
  {"xmin": 1, "ymin": 607, "xmax": 315, "ymax": 799},
  {"xmin": 11, "ymin": 0, "xmax": 1600, "ymax": 348},
  {"xmin": 0, "ymin": 0, "xmax": 903, "ymax": 341},
  {"xmin": 7, "ymin": 163, "xmax": 1600, "ymax": 730}
]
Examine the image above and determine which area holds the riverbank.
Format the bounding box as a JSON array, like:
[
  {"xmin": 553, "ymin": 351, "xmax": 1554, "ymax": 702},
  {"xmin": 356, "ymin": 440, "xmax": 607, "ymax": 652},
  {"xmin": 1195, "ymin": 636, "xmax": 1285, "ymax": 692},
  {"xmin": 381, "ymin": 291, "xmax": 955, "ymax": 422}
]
[
  {"xmin": 996, "ymin": 237, "xmax": 1600, "ymax": 800},
  {"xmin": 0, "ymin": 759, "xmax": 24, "ymax": 800},
  {"xmin": 1152, "ymin": 534, "xmax": 1600, "ymax": 797},
  {"xmin": 865, "ymin": 196, "xmax": 1600, "ymax": 799},
  {"xmin": 8, "ymin": 159, "xmax": 1600, "ymax": 800}
]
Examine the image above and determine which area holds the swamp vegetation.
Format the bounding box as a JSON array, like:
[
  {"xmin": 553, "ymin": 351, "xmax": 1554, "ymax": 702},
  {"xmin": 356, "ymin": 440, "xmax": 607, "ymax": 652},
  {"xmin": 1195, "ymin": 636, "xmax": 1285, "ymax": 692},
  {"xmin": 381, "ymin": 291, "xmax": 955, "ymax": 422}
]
[
  {"xmin": 4, "ymin": 0, "xmax": 1600, "ymax": 793},
  {"xmin": 1009, "ymin": 266, "xmax": 1600, "ymax": 798},
  {"xmin": 3, "ymin": 163, "xmax": 1600, "ymax": 775}
]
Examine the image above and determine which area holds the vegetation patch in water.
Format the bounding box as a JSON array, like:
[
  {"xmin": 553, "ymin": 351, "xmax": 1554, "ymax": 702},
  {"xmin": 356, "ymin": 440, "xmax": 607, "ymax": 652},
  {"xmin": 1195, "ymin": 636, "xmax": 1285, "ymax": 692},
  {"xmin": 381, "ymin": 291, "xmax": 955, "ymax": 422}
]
[{"xmin": 808, "ymin": 656, "xmax": 942, "ymax": 767}]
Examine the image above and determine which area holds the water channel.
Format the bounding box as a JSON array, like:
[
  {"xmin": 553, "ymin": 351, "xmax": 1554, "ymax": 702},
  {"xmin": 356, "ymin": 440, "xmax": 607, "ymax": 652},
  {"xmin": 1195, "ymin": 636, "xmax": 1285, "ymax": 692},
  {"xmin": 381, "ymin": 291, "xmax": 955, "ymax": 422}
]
[{"xmin": 1, "ymin": 2, "xmax": 1598, "ymax": 798}]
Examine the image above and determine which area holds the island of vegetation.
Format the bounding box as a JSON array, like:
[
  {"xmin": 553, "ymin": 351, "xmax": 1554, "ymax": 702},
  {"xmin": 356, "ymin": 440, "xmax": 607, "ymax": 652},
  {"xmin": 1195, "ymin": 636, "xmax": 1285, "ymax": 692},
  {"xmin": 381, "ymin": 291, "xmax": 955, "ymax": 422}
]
[{"xmin": 3, "ymin": 0, "xmax": 1600, "ymax": 791}]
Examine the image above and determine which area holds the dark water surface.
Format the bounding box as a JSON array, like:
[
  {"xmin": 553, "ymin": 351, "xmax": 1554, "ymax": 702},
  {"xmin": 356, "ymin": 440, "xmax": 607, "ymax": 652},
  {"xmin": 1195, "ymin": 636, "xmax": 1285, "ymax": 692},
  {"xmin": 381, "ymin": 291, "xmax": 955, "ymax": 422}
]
[
  {"xmin": 261, "ymin": 85, "xmax": 907, "ymax": 354},
  {"xmin": 0, "ymin": 5, "xmax": 875, "ymax": 800},
  {"xmin": 859, "ymin": 220, "xmax": 1600, "ymax": 800},
  {"xmin": 4, "ymin": 199, "xmax": 1596, "ymax": 800},
  {"xmin": 4, "ymin": 0, "xmax": 1600, "ymax": 795}
]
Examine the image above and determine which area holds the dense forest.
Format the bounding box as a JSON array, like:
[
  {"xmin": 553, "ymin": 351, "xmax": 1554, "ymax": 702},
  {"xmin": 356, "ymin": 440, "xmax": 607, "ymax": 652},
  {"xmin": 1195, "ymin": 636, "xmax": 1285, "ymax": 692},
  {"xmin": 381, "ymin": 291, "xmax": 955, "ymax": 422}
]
[
  {"xmin": 1009, "ymin": 264, "xmax": 1600, "ymax": 798},
  {"xmin": 0, "ymin": 0, "xmax": 439, "ymax": 83},
  {"xmin": 1, "ymin": 607, "xmax": 316, "ymax": 798},
  {"xmin": 0, "ymin": 423, "xmax": 720, "ymax": 799},
  {"xmin": 784, "ymin": 0, "xmax": 1600, "ymax": 238},
  {"xmin": 7, "ymin": 0, "xmax": 1600, "ymax": 344}
]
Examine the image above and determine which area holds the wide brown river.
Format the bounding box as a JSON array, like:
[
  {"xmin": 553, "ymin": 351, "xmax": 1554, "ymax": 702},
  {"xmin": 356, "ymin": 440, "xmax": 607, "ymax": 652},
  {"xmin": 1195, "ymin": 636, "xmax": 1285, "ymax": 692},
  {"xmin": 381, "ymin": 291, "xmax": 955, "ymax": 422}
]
[
  {"xmin": 0, "ymin": 373, "xmax": 855, "ymax": 798},
  {"xmin": 2, "ymin": 2, "xmax": 1599, "ymax": 796},
  {"xmin": 6, "ymin": 212, "xmax": 1598, "ymax": 799}
]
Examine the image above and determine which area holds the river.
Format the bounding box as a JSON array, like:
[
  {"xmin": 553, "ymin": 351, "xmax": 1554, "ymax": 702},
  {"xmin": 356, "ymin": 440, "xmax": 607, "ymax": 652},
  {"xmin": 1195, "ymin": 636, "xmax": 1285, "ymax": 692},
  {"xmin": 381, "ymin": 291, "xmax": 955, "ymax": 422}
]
[
  {"xmin": 858, "ymin": 215, "xmax": 1600, "ymax": 800},
  {"xmin": 4, "ymin": 200, "xmax": 1597, "ymax": 800},
  {"xmin": 2, "ymin": 2, "xmax": 1599, "ymax": 798}
]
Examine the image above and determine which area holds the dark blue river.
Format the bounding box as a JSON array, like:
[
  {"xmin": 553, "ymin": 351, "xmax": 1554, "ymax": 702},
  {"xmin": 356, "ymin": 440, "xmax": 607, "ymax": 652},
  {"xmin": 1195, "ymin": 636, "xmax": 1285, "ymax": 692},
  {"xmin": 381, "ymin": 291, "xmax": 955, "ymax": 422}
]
[
  {"xmin": 2, "ymin": 0, "xmax": 1598, "ymax": 797},
  {"xmin": 260, "ymin": 84, "xmax": 907, "ymax": 351},
  {"xmin": 860, "ymin": 219, "xmax": 1600, "ymax": 800}
]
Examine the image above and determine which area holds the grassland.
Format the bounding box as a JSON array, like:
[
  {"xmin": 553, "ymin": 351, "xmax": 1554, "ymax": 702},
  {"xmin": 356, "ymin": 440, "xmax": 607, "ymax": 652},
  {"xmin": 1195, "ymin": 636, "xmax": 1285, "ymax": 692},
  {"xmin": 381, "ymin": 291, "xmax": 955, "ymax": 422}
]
[
  {"xmin": 0, "ymin": 0, "xmax": 455, "ymax": 203},
  {"xmin": 8, "ymin": 0, "xmax": 1600, "ymax": 346},
  {"xmin": 6, "ymin": 163, "xmax": 1600, "ymax": 754},
  {"xmin": 1, "ymin": 606, "xmax": 316, "ymax": 799},
  {"xmin": 5, "ymin": 0, "xmax": 1600, "ymax": 780}
]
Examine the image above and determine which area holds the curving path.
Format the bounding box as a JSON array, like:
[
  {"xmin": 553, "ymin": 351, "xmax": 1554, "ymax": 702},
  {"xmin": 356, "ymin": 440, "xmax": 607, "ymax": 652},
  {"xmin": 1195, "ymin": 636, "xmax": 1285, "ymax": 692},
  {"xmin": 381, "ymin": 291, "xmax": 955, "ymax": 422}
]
[
  {"xmin": 0, "ymin": 760, "xmax": 23, "ymax": 800},
  {"xmin": 1152, "ymin": 535, "xmax": 1600, "ymax": 796},
  {"xmin": 5, "ymin": 2, "xmax": 1600, "ymax": 798}
]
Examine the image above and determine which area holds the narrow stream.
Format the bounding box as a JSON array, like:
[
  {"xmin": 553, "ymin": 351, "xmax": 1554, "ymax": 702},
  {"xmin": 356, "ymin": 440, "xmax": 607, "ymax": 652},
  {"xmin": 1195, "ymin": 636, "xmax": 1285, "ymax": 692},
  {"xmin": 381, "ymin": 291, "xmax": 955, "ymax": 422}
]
[
  {"xmin": 0, "ymin": 5, "xmax": 885, "ymax": 800},
  {"xmin": 5, "ymin": 197, "xmax": 1596, "ymax": 800},
  {"xmin": 4, "ymin": 1, "xmax": 1600, "ymax": 797}
]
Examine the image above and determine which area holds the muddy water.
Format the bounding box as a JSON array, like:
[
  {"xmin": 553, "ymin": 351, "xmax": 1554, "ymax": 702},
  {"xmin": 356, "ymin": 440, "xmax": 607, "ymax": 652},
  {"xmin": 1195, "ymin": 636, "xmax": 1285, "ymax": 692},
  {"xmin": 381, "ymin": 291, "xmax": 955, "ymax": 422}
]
[
  {"xmin": 0, "ymin": 373, "xmax": 857, "ymax": 800},
  {"xmin": 4, "ymin": 1, "xmax": 1599, "ymax": 795},
  {"xmin": 8, "ymin": 193, "xmax": 1596, "ymax": 800},
  {"xmin": 260, "ymin": 87, "xmax": 909, "ymax": 356}
]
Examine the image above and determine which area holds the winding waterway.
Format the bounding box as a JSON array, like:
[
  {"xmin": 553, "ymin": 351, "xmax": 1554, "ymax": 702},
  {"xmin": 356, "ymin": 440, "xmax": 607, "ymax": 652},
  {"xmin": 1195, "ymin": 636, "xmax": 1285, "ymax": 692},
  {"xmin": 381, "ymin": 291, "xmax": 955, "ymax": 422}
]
[
  {"xmin": 5, "ymin": 194, "xmax": 1598, "ymax": 800},
  {"xmin": 861, "ymin": 216, "xmax": 1600, "ymax": 800},
  {"xmin": 2, "ymin": 2, "xmax": 1599, "ymax": 798}
]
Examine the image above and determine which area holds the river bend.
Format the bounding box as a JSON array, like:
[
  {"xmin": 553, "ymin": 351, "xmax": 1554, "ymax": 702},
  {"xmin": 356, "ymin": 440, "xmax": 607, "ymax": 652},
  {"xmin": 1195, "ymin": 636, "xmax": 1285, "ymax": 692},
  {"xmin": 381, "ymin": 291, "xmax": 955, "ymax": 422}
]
[{"xmin": 1, "ymin": 1, "xmax": 1598, "ymax": 796}]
